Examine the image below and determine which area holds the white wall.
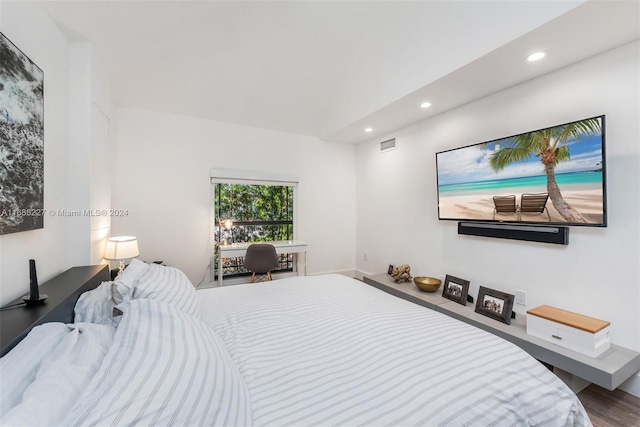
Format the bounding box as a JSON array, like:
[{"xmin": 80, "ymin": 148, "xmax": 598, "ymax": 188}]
[
  {"xmin": 356, "ymin": 42, "xmax": 640, "ymax": 391},
  {"xmin": 112, "ymin": 108, "xmax": 357, "ymax": 285},
  {"xmin": 0, "ymin": 1, "xmax": 71, "ymax": 304},
  {"xmin": 67, "ymin": 42, "xmax": 112, "ymax": 266},
  {"xmin": 0, "ymin": 1, "xmax": 112, "ymax": 305}
]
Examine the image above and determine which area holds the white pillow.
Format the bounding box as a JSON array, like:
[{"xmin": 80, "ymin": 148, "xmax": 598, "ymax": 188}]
[
  {"xmin": 111, "ymin": 258, "xmax": 150, "ymax": 304},
  {"xmin": 0, "ymin": 323, "xmax": 114, "ymax": 427},
  {"xmin": 74, "ymin": 281, "xmax": 118, "ymax": 326},
  {"xmin": 64, "ymin": 299, "xmax": 253, "ymax": 427},
  {"xmin": 132, "ymin": 263, "xmax": 201, "ymax": 318},
  {"xmin": 0, "ymin": 323, "xmax": 70, "ymax": 415}
]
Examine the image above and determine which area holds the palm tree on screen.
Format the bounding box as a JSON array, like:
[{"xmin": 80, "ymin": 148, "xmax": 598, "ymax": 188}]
[{"xmin": 489, "ymin": 118, "xmax": 601, "ymax": 223}]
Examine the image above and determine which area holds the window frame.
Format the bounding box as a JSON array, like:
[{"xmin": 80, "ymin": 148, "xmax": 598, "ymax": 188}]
[{"xmin": 209, "ymin": 169, "xmax": 299, "ymax": 283}]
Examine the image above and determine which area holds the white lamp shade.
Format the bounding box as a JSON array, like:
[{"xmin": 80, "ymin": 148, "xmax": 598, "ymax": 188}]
[{"xmin": 104, "ymin": 236, "xmax": 140, "ymax": 260}]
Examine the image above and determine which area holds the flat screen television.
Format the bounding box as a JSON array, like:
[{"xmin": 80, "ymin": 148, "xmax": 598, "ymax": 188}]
[{"xmin": 436, "ymin": 115, "xmax": 606, "ymax": 227}]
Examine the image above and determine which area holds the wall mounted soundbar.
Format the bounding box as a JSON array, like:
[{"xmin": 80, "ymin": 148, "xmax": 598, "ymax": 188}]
[{"xmin": 458, "ymin": 222, "xmax": 569, "ymax": 245}]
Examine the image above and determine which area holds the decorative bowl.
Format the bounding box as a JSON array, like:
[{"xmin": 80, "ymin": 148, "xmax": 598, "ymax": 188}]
[{"xmin": 414, "ymin": 276, "xmax": 442, "ymax": 293}]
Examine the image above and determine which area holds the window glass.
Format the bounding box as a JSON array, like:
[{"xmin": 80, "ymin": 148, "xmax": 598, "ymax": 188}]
[{"xmin": 213, "ymin": 183, "xmax": 295, "ymax": 279}]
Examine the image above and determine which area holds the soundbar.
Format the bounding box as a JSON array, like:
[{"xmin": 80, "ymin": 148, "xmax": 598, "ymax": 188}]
[{"xmin": 458, "ymin": 222, "xmax": 569, "ymax": 245}]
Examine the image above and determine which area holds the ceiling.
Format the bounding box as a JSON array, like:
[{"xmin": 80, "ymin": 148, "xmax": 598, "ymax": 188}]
[{"xmin": 41, "ymin": 1, "xmax": 639, "ymax": 144}]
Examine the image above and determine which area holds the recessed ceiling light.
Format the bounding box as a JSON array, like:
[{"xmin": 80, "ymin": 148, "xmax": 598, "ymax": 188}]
[
  {"xmin": 365, "ymin": 127, "xmax": 373, "ymax": 132},
  {"xmin": 420, "ymin": 102, "xmax": 432, "ymax": 109},
  {"xmin": 526, "ymin": 51, "xmax": 547, "ymax": 62}
]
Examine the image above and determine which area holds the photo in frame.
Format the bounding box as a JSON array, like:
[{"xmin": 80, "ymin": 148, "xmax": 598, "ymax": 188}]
[
  {"xmin": 441, "ymin": 274, "xmax": 470, "ymax": 306},
  {"xmin": 474, "ymin": 286, "xmax": 515, "ymax": 325},
  {"xmin": 0, "ymin": 31, "xmax": 44, "ymax": 235}
]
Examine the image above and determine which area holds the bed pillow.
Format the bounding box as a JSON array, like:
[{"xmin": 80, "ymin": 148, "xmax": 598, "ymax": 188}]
[
  {"xmin": 131, "ymin": 263, "xmax": 201, "ymax": 318},
  {"xmin": 0, "ymin": 323, "xmax": 71, "ymax": 415},
  {"xmin": 63, "ymin": 299, "xmax": 253, "ymax": 427},
  {"xmin": 0, "ymin": 323, "xmax": 114, "ymax": 427},
  {"xmin": 111, "ymin": 258, "xmax": 150, "ymax": 304},
  {"xmin": 74, "ymin": 281, "xmax": 118, "ymax": 326}
]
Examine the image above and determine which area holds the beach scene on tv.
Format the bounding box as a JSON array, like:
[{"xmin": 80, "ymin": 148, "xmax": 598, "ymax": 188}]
[{"xmin": 437, "ymin": 116, "xmax": 605, "ymax": 225}]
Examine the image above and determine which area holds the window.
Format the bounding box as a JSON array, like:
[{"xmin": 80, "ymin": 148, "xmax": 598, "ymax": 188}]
[
  {"xmin": 210, "ymin": 170, "xmax": 298, "ymax": 281},
  {"xmin": 215, "ymin": 183, "xmax": 293, "ymax": 244}
]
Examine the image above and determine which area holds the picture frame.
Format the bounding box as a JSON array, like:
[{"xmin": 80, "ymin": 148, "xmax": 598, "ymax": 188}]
[
  {"xmin": 0, "ymin": 31, "xmax": 45, "ymax": 235},
  {"xmin": 441, "ymin": 274, "xmax": 470, "ymax": 306},
  {"xmin": 387, "ymin": 265, "xmax": 394, "ymax": 275},
  {"xmin": 474, "ymin": 286, "xmax": 515, "ymax": 325}
]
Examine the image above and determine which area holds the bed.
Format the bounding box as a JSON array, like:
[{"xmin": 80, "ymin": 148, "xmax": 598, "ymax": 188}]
[{"xmin": 0, "ymin": 261, "xmax": 591, "ymax": 426}]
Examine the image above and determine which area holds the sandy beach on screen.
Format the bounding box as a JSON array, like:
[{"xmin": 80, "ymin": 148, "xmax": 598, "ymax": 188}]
[{"xmin": 439, "ymin": 188, "xmax": 604, "ymax": 224}]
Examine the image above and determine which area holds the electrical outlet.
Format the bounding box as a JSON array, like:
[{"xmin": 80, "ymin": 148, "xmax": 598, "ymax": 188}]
[{"xmin": 515, "ymin": 290, "xmax": 527, "ymax": 306}]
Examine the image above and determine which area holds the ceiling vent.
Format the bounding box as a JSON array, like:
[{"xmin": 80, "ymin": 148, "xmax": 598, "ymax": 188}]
[{"xmin": 379, "ymin": 138, "xmax": 397, "ymax": 153}]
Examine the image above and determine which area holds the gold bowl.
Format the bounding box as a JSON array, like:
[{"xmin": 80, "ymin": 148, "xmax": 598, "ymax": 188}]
[{"xmin": 414, "ymin": 276, "xmax": 442, "ymax": 293}]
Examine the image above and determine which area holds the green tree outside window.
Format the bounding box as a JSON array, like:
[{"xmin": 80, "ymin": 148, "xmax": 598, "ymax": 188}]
[{"xmin": 214, "ymin": 183, "xmax": 294, "ymax": 279}]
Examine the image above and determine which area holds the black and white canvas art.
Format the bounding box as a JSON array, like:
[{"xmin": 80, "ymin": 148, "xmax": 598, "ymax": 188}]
[{"xmin": 0, "ymin": 32, "xmax": 44, "ymax": 235}]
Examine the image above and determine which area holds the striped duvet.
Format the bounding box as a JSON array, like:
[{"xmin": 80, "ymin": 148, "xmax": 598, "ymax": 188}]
[
  {"xmin": 199, "ymin": 274, "xmax": 591, "ymax": 427},
  {"xmin": 63, "ymin": 299, "xmax": 253, "ymax": 427}
]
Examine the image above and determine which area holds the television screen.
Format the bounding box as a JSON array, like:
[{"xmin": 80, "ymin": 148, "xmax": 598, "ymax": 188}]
[{"xmin": 436, "ymin": 115, "xmax": 606, "ymax": 227}]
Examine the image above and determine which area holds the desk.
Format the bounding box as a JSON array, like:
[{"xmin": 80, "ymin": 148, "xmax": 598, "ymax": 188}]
[{"xmin": 218, "ymin": 240, "xmax": 308, "ymax": 286}]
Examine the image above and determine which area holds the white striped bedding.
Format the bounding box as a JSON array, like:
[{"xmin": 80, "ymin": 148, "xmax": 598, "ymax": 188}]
[
  {"xmin": 199, "ymin": 274, "xmax": 591, "ymax": 427},
  {"xmin": 132, "ymin": 263, "xmax": 202, "ymax": 318},
  {"xmin": 0, "ymin": 323, "xmax": 71, "ymax": 416},
  {"xmin": 1, "ymin": 324, "xmax": 114, "ymax": 427},
  {"xmin": 62, "ymin": 299, "xmax": 253, "ymax": 427}
]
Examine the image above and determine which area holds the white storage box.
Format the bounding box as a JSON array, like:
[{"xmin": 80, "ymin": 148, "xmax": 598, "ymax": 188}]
[{"xmin": 527, "ymin": 305, "xmax": 610, "ymax": 358}]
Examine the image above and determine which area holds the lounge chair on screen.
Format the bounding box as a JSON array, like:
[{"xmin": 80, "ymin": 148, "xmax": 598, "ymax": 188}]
[
  {"xmin": 520, "ymin": 193, "xmax": 551, "ymax": 221},
  {"xmin": 492, "ymin": 195, "xmax": 518, "ymax": 220}
]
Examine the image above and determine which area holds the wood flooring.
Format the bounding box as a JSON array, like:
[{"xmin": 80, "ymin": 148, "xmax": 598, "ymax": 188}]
[{"xmin": 578, "ymin": 384, "xmax": 640, "ymax": 427}]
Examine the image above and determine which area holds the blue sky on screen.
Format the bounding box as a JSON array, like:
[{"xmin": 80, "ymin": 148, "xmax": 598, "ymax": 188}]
[{"xmin": 437, "ymin": 130, "xmax": 603, "ymax": 186}]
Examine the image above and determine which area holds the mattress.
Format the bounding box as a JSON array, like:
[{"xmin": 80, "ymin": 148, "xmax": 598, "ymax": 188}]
[
  {"xmin": 199, "ymin": 274, "xmax": 590, "ymax": 426},
  {"xmin": 0, "ymin": 269, "xmax": 590, "ymax": 427}
]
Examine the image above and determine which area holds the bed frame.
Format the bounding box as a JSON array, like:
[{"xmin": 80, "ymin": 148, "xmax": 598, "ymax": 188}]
[{"xmin": 0, "ymin": 265, "xmax": 109, "ymax": 357}]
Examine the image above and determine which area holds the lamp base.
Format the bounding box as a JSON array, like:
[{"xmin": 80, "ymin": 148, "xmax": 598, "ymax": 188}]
[
  {"xmin": 22, "ymin": 294, "xmax": 48, "ymax": 305},
  {"xmin": 116, "ymin": 260, "xmax": 126, "ymax": 277}
]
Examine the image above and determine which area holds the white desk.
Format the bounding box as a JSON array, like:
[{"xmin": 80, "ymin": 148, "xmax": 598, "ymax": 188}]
[{"xmin": 217, "ymin": 240, "xmax": 308, "ymax": 286}]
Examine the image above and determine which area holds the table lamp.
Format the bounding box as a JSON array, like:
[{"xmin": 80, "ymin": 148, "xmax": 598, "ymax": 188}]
[{"xmin": 104, "ymin": 236, "xmax": 140, "ymax": 277}]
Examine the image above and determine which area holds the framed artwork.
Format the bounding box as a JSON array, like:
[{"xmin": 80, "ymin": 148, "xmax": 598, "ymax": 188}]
[
  {"xmin": 441, "ymin": 274, "xmax": 470, "ymax": 306},
  {"xmin": 0, "ymin": 31, "xmax": 44, "ymax": 235},
  {"xmin": 475, "ymin": 286, "xmax": 515, "ymax": 325},
  {"xmin": 387, "ymin": 265, "xmax": 394, "ymax": 275}
]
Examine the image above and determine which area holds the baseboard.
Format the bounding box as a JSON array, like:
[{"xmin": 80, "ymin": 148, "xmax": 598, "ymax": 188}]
[{"xmin": 619, "ymin": 371, "xmax": 640, "ymax": 398}]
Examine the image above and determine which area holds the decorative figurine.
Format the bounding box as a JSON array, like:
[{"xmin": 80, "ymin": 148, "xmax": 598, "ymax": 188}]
[{"xmin": 391, "ymin": 264, "xmax": 412, "ymax": 283}]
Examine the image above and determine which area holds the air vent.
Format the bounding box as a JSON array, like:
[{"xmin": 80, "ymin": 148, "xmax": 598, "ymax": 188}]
[{"xmin": 380, "ymin": 138, "xmax": 397, "ymax": 153}]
